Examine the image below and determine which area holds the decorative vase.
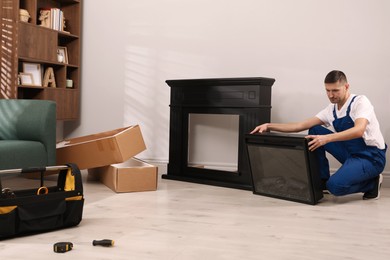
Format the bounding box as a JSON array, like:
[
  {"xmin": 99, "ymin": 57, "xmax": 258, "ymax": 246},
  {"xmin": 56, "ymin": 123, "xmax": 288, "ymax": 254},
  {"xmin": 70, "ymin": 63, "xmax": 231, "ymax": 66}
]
[{"xmin": 19, "ymin": 9, "xmax": 30, "ymax": 23}]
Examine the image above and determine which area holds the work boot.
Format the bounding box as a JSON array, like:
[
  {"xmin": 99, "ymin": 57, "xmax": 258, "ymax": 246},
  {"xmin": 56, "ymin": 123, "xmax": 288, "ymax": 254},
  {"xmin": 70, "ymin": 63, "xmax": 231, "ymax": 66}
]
[{"xmin": 363, "ymin": 174, "xmax": 383, "ymax": 200}]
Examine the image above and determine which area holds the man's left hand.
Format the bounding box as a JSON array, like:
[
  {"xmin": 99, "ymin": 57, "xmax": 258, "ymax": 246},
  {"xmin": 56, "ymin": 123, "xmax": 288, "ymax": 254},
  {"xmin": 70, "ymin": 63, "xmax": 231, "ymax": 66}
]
[{"xmin": 306, "ymin": 134, "xmax": 329, "ymax": 151}]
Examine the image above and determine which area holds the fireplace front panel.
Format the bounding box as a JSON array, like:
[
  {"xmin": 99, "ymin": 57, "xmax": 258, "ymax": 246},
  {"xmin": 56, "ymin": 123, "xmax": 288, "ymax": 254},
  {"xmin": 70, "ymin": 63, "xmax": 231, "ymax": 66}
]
[{"xmin": 163, "ymin": 77, "xmax": 275, "ymax": 190}]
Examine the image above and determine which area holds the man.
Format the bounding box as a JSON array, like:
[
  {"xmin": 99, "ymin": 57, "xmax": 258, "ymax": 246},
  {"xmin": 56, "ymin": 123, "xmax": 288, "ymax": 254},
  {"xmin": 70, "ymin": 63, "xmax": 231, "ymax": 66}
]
[{"xmin": 250, "ymin": 70, "xmax": 387, "ymax": 200}]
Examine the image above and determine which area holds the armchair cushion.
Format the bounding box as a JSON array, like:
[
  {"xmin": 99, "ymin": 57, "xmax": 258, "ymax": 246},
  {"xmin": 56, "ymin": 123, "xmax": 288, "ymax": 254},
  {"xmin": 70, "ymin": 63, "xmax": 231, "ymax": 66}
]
[
  {"xmin": 0, "ymin": 99, "xmax": 56, "ymax": 170},
  {"xmin": 0, "ymin": 140, "xmax": 47, "ymax": 168}
]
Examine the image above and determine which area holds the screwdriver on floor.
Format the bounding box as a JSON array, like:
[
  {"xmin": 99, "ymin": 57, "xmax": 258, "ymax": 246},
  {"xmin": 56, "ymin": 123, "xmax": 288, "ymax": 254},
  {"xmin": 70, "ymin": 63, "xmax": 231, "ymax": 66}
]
[{"xmin": 92, "ymin": 239, "xmax": 115, "ymax": 247}]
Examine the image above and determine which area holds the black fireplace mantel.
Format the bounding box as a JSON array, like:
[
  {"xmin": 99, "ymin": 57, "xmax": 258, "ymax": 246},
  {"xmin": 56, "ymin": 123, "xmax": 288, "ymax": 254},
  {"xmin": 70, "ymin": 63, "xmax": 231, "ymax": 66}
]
[{"xmin": 162, "ymin": 77, "xmax": 275, "ymax": 190}]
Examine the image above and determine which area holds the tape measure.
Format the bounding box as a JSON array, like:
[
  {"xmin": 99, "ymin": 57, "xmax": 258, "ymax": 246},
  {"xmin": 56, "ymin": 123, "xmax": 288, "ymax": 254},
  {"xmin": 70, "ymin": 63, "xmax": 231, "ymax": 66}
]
[{"xmin": 53, "ymin": 242, "xmax": 73, "ymax": 253}]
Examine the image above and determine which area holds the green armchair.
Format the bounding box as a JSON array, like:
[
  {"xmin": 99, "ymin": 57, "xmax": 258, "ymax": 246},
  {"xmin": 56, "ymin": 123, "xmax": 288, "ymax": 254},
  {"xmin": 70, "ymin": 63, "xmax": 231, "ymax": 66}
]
[{"xmin": 0, "ymin": 99, "xmax": 56, "ymax": 170}]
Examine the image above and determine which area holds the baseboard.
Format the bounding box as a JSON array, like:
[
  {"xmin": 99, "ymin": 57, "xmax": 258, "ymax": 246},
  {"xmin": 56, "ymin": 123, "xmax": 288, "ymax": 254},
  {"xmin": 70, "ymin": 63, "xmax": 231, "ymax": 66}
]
[
  {"xmin": 143, "ymin": 159, "xmax": 390, "ymax": 188},
  {"xmin": 139, "ymin": 158, "xmax": 167, "ymax": 177},
  {"xmin": 382, "ymin": 170, "xmax": 390, "ymax": 188}
]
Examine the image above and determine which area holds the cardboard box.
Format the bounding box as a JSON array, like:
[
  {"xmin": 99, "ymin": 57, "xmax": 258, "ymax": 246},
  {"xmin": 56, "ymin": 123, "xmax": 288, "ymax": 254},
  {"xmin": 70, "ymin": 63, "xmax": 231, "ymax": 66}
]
[
  {"xmin": 56, "ymin": 125, "xmax": 146, "ymax": 170},
  {"xmin": 88, "ymin": 158, "xmax": 158, "ymax": 193}
]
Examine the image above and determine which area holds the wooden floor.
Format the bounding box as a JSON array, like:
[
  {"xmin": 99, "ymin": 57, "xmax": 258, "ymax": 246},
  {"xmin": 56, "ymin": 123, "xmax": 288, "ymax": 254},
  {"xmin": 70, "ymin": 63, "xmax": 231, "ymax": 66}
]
[{"xmin": 2, "ymin": 171, "xmax": 390, "ymax": 260}]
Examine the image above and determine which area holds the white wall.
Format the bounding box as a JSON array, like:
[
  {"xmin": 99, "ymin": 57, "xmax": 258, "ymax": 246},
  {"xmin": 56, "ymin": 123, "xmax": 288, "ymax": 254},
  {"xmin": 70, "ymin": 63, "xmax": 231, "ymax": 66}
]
[{"xmin": 67, "ymin": 0, "xmax": 390, "ymax": 174}]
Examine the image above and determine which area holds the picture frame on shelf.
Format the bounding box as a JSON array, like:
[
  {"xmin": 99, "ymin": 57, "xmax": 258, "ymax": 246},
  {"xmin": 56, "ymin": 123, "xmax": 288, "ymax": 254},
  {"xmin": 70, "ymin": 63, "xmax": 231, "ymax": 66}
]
[
  {"xmin": 19, "ymin": 73, "xmax": 34, "ymax": 85},
  {"xmin": 57, "ymin": 46, "xmax": 68, "ymax": 64},
  {"xmin": 22, "ymin": 63, "xmax": 42, "ymax": 86}
]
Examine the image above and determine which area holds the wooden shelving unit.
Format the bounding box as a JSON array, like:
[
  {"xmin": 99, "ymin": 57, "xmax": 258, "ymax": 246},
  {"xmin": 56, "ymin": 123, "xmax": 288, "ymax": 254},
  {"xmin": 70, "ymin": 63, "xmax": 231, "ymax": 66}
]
[{"xmin": 0, "ymin": 0, "xmax": 82, "ymax": 120}]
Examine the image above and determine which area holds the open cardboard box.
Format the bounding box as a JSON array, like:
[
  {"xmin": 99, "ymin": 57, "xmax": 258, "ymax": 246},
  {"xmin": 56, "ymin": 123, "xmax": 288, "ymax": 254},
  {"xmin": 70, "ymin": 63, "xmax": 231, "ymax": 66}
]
[
  {"xmin": 88, "ymin": 158, "xmax": 158, "ymax": 193},
  {"xmin": 56, "ymin": 125, "xmax": 146, "ymax": 170}
]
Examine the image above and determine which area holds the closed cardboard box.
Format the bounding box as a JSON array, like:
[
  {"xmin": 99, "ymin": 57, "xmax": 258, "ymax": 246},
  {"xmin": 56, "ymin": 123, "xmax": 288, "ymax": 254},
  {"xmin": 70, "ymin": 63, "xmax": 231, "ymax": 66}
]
[
  {"xmin": 89, "ymin": 158, "xmax": 158, "ymax": 193},
  {"xmin": 57, "ymin": 125, "xmax": 146, "ymax": 170}
]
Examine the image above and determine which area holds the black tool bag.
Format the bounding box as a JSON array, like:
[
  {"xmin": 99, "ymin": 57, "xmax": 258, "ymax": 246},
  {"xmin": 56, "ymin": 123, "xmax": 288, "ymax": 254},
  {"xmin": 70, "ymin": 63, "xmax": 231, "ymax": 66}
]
[{"xmin": 0, "ymin": 164, "xmax": 84, "ymax": 239}]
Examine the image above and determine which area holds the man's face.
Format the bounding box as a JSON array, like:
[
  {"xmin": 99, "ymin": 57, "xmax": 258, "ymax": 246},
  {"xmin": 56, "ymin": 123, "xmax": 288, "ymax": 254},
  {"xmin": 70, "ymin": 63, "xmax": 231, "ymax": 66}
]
[{"xmin": 325, "ymin": 81, "xmax": 349, "ymax": 105}]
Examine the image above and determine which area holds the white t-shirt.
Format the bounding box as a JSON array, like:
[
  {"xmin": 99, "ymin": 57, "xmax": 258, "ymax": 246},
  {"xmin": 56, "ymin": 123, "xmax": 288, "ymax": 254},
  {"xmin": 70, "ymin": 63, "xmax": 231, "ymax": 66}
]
[{"xmin": 315, "ymin": 94, "xmax": 385, "ymax": 149}]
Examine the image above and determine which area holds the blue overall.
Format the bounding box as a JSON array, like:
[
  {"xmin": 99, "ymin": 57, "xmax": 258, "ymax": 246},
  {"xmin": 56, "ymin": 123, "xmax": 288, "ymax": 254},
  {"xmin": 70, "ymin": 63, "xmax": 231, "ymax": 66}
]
[{"xmin": 309, "ymin": 96, "xmax": 387, "ymax": 196}]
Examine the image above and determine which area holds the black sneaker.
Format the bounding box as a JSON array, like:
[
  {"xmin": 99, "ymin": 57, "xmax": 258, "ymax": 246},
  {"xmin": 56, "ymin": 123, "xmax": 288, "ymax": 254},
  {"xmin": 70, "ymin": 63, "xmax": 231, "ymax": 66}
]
[{"xmin": 363, "ymin": 174, "xmax": 383, "ymax": 200}]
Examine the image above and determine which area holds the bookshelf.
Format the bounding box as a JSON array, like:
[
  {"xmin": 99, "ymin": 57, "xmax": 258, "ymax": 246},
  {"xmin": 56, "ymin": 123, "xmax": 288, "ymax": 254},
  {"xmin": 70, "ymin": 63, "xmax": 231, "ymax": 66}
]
[{"xmin": 0, "ymin": 0, "xmax": 81, "ymax": 120}]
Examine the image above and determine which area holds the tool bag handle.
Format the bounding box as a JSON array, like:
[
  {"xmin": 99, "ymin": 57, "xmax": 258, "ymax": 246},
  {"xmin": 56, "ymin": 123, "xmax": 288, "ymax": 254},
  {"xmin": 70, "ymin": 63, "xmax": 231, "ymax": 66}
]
[
  {"xmin": 0, "ymin": 167, "xmax": 54, "ymax": 192},
  {"xmin": 0, "ymin": 164, "xmax": 82, "ymax": 194}
]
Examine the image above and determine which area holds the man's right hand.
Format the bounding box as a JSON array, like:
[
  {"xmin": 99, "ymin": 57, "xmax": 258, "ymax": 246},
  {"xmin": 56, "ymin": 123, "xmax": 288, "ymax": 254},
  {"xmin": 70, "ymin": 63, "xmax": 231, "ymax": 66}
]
[{"xmin": 250, "ymin": 123, "xmax": 269, "ymax": 134}]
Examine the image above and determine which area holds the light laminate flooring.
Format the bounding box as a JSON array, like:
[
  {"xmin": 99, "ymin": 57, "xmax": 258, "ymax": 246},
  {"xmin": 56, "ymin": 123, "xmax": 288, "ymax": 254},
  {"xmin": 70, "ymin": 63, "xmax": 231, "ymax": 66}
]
[{"xmin": 1, "ymin": 170, "xmax": 390, "ymax": 260}]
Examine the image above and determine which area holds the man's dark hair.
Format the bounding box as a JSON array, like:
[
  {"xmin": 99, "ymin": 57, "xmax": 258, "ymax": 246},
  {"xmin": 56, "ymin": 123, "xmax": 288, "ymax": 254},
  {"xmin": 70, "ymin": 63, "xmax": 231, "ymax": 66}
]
[{"xmin": 324, "ymin": 70, "xmax": 348, "ymax": 84}]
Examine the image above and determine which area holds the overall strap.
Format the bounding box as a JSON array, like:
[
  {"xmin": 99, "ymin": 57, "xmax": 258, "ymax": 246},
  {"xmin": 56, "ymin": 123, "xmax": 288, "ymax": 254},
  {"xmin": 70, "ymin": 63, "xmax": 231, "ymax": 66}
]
[
  {"xmin": 333, "ymin": 95, "xmax": 358, "ymax": 120},
  {"xmin": 345, "ymin": 95, "xmax": 358, "ymax": 116}
]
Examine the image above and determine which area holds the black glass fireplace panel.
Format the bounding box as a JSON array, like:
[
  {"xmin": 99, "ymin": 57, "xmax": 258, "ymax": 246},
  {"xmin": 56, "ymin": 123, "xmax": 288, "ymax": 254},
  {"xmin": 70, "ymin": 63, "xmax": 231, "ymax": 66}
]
[
  {"xmin": 247, "ymin": 144, "xmax": 311, "ymax": 201},
  {"xmin": 245, "ymin": 133, "xmax": 323, "ymax": 205}
]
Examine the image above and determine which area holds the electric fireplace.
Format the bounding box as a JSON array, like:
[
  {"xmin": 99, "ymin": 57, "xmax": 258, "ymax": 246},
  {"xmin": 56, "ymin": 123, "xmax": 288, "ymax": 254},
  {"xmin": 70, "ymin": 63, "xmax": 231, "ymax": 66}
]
[
  {"xmin": 245, "ymin": 132, "xmax": 323, "ymax": 205},
  {"xmin": 163, "ymin": 77, "xmax": 275, "ymax": 190}
]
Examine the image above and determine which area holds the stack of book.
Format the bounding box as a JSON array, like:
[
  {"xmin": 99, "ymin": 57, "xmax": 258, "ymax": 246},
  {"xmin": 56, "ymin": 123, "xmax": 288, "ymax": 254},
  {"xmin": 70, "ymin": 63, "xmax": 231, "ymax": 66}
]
[{"xmin": 39, "ymin": 8, "xmax": 66, "ymax": 31}]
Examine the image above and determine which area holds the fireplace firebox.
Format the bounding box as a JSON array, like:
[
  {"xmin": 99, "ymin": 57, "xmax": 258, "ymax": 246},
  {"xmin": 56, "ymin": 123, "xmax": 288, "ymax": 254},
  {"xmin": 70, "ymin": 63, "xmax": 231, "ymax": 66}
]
[{"xmin": 162, "ymin": 77, "xmax": 275, "ymax": 190}]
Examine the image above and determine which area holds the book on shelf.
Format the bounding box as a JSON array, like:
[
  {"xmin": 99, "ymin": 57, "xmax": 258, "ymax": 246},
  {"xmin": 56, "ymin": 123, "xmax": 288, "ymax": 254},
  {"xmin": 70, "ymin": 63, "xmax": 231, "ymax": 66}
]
[{"xmin": 39, "ymin": 8, "xmax": 66, "ymax": 32}]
